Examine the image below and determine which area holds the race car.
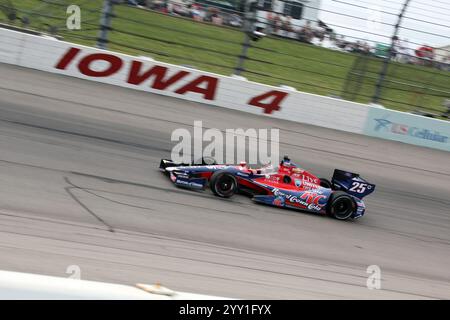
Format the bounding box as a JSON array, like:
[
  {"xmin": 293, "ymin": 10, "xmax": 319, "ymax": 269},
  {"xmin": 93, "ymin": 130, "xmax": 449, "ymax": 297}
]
[{"xmin": 159, "ymin": 156, "xmax": 375, "ymax": 220}]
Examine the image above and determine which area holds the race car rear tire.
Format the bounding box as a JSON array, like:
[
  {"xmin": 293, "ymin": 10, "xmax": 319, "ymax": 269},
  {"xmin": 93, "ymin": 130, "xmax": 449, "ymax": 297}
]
[
  {"xmin": 210, "ymin": 171, "xmax": 237, "ymax": 198},
  {"xmin": 319, "ymin": 178, "xmax": 332, "ymax": 189},
  {"xmin": 327, "ymin": 191, "xmax": 356, "ymax": 220}
]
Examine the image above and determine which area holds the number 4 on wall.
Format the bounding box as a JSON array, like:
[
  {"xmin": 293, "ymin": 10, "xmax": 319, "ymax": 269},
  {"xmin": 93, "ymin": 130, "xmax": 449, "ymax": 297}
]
[{"xmin": 247, "ymin": 90, "xmax": 288, "ymax": 114}]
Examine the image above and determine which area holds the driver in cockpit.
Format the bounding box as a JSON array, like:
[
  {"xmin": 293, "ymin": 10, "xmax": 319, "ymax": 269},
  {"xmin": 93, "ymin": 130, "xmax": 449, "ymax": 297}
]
[{"xmin": 280, "ymin": 155, "xmax": 291, "ymax": 166}]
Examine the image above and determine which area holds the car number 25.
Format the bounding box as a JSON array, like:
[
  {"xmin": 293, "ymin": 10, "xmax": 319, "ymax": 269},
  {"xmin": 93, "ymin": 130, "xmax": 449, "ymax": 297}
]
[{"xmin": 349, "ymin": 181, "xmax": 368, "ymax": 193}]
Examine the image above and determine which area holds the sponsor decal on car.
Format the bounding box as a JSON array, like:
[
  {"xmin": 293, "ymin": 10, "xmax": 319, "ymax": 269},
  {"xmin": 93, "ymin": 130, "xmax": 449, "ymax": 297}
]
[
  {"xmin": 264, "ymin": 174, "xmax": 280, "ymax": 182},
  {"xmin": 236, "ymin": 171, "xmax": 250, "ymax": 178},
  {"xmin": 271, "ymin": 188, "xmax": 327, "ymax": 211},
  {"xmin": 272, "ymin": 196, "xmax": 285, "ymax": 207},
  {"xmin": 300, "ymin": 180, "xmax": 322, "ymax": 190},
  {"xmin": 175, "ymin": 179, "xmax": 204, "ymax": 188}
]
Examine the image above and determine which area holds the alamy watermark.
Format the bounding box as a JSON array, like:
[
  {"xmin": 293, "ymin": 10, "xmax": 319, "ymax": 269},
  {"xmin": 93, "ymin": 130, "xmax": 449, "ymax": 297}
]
[
  {"xmin": 66, "ymin": 5, "xmax": 81, "ymax": 30},
  {"xmin": 171, "ymin": 121, "xmax": 279, "ymax": 165},
  {"xmin": 366, "ymin": 265, "xmax": 381, "ymax": 290},
  {"xmin": 66, "ymin": 265, "xmax": 81, "ymax": 279}
]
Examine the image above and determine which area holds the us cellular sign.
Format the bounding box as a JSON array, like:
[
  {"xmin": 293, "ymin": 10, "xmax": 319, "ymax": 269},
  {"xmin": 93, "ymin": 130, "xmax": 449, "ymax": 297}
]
[
  {"xmin": 365, "ymin": 107, "xmax": 450, "ymax": 152},
  {"xmin": 373, "ymin": 118, "xmax": 448, "ymax": 143}
]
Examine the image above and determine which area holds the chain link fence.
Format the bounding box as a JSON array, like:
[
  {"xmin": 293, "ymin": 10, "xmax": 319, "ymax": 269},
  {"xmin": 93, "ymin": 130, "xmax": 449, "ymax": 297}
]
[{"xmin": 0, "ymin": 0, "xmax": 449, "ymax": 119}]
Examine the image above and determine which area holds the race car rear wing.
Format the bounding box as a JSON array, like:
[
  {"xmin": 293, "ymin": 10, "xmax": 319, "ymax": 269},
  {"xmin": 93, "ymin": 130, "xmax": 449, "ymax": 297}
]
[
  {"xmin": 332, "ymin": 169, "xmax": 375, "ymax": 199},
  {"xmin": 159, "ymin": 157, "xmax": 218, "ymax": 172},
  {"xmin": 159, "ymin": 159, "xmax": 189, "ymax": 172}
]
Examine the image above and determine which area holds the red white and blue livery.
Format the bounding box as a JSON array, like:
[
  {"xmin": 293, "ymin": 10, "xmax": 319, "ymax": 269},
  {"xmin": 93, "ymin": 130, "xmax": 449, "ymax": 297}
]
[{"xmin": 159, "ymin": 156, "xmax": 375, "ymax": 220}]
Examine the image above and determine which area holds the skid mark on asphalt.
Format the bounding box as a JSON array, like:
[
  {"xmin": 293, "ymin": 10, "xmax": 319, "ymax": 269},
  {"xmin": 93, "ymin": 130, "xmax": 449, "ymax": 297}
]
[
  {"xmin": 0, "ymin": 157, "xmax": 258, "ymax": 213},
  {"xmin": 64, "ymin": 177, "xmax": 114, "ymax": 233},
  {"xmin": 72, "ymin": 186, "xmax": 253, "ymax": 217}
]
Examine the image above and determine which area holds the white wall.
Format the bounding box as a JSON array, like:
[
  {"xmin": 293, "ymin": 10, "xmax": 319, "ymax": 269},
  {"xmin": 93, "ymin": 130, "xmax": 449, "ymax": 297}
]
[
  {"xmin": 0, "ymin": 270, "xmax": 229, "ymax": 300},
  {"xmin": 1, "ymin": 27, "xmax": 448, "ymax": 152},
  {"xmin": 0, "ymin": 27, "xmax": 369, "ymax": 134}
]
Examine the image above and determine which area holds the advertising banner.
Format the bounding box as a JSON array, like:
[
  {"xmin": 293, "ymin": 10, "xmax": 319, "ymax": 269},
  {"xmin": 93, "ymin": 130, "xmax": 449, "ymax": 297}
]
[{"xmin": 364, "ymin": 107, "xmax": 450, "ymax": 152}]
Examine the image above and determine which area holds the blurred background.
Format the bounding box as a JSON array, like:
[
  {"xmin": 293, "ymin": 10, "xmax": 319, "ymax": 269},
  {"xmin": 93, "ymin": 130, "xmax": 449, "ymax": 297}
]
[{"xmin": 0, "ymin": 0, "xmax": 449, "ymax": 118}]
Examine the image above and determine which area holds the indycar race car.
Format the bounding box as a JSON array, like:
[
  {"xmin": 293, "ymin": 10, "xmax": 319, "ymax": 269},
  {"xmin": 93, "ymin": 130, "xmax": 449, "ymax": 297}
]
[{"xmin": 159, "ymin": 156, "xmax": 375, "ymax": 220}]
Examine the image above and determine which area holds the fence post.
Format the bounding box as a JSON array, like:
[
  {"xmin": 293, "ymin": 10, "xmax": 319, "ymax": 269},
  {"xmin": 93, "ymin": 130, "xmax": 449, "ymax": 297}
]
[
  {"xmin": 372, "ymin": 0, "xmax": 411, "ymax": 104},
  {"xmin": 234, "ymin": 0, "xmax": 257, "ymax": 75},
  {"xmin": 97, "ymin": 0, "xmax": 114, "ymax": 49},
  {"xmin": 235, "ymin": 33, "xmax": 250, "ymax": 75}
]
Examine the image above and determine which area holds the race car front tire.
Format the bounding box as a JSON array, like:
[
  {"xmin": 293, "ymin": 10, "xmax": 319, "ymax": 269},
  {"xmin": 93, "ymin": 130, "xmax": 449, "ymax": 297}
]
[
  {"xmin": 327, "ymin": 191, "xmax": 356, "ymax": 220},
  {"xmin": 210, "ymin": 171, "xmax": 237, "ymax": 198}
]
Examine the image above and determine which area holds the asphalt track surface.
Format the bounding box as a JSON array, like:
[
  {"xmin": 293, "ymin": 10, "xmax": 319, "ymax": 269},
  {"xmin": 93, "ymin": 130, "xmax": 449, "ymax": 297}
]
[{"xmin": 0, "ymin": 63, "xmax": 449, "ymax": 299}]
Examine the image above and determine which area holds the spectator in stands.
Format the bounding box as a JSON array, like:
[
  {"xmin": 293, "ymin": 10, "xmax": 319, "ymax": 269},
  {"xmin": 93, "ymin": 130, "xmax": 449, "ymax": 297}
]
[
  {"xmin": 165, "ymin": 0, "xmax": 174, "ymax": 14},
  {"xmin": 298, "ymin": 21, "xmax": 313, "ymax": 43},
  {"xmin": 335, "ymin": 34, "xmax": 347, "ymax": 49},
  {"xmin": 273, "ymin": 14, "xmax": 282, "ymax": 33},
  {"xmin": 361, "ymin": 41, "xmax": 371, "ymax": 55},
  {"xmin": 190, "ymin": 3, "xmax": 203, "ymax": 21},
  {"xmin": 203, "ymin": 7, "xmax": 212, "ymax": 22},
  {"xmin": 315, "ymin": 24, "xmax": 326, "ymax": 43},
  {"xmin": 281, "ymin": 15, "xmax": 293, "ymax": 36},
  {"xmin": 266, "ymin": 12, "xmax": 275, "ymax": 34},
  {"xmin": 149, "ymin": 0, "xmax": 165, "ymax": 12},
  {"xmin": 415, "ymin": 45, "xmax": 434, "ymax": 66},
  {"xmin": 344, "ymin": 42, "xmax": 355, "ymax": 52},
  {"xmin": 208, "ymin": 7, "xmax": 222, "ymax": 25},
  {"xmin": 212, "ymin": 15, "xmax": 223, "ymax": 25}
]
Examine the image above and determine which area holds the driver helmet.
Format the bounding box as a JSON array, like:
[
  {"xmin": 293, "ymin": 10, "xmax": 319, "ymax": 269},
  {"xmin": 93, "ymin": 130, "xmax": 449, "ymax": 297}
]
[
  {"xmin": 281, "ymin": 156, "xmax": 291, "ymax": 163},
  {"xmin": 280, "ymin": 155, "xmax": 291, "ymax": 166}
]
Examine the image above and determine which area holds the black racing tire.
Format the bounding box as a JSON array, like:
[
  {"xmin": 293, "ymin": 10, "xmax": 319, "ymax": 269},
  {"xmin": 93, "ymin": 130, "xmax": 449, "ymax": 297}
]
[
  {"xmin": 327, "ymin": 191, "xmax": 356, "ymax": 220},
  {"xmin": 210, "ymin": 171, "xmax": 237, "ymax": 198},
  {"xmin": 319, "ymin": 178, "xmax": 333, "ymax": 189}
]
